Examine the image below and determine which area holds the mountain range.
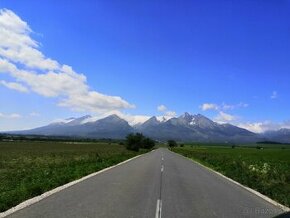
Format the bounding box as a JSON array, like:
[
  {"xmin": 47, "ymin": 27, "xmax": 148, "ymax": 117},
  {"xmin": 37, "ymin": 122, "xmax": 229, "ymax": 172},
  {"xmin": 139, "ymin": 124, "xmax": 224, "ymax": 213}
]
[{"xmin": 10, "ymin": 113, "xmax": 290, "ymax": 143}]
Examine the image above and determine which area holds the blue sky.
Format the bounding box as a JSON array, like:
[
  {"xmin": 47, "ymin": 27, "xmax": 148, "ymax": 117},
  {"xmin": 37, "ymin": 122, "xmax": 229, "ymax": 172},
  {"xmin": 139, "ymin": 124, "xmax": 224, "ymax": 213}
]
[{"xmin": 0, "ymin": 0, "xmax": 290, "ymax": 132}]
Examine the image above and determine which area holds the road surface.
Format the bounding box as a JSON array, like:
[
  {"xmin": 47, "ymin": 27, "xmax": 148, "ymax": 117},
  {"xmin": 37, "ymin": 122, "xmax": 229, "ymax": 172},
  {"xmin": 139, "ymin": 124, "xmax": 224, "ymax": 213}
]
[{"xmin": 6, "ymin": 148, "xmax": 284, "ymax": 218}]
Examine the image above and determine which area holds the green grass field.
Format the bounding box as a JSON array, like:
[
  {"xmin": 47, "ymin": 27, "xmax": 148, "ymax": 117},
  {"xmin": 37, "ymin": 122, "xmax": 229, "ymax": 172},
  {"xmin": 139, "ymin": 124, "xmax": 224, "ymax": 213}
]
[
  {"xmin": 0, "ymin": 141, "xmax": 144, "ymax": 212},
  {"xmin": 172, "ymin": 145, "xmax": 290, "ymax": 207}
]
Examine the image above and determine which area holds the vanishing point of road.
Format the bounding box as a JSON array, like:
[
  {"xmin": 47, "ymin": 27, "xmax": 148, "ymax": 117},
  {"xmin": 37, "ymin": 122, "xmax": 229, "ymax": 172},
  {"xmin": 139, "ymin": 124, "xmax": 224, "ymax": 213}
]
[{"xmin": 6, "ymin": 148, "xmax": 285, "ymax": 218}]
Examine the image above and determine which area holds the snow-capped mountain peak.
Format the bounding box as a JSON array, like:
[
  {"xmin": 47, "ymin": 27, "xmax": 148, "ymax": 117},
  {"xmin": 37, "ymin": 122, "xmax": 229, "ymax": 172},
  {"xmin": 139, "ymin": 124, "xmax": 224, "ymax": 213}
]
[
  {"xmin": 156, "ymin": 116, "xmax": 171, "ymax": 123},
  {"xmin": 66, "ymin": 115, "xmax": 92, "ymax": 126},
  {"xmin": 189, "ymin": 117, "xmax": 196, "ymax": 126}
]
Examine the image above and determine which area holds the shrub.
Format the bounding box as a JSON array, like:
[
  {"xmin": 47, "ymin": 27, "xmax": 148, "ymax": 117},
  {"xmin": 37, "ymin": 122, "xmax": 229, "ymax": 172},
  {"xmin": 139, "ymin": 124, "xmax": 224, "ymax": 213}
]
[
  {"xmin": 168, "ymin": 140, "xmax": 178, "ymax": 147},
  {"xmin": 125, "ymin": 133, "xmax": 155, "ymax": 151},
  {"xmin": 125, "ymin": 133, "xmax": 142, "ymax": 151},
  {"xmin": 143, "ymin": 137, "xmax": 155, "ymax": 149}
]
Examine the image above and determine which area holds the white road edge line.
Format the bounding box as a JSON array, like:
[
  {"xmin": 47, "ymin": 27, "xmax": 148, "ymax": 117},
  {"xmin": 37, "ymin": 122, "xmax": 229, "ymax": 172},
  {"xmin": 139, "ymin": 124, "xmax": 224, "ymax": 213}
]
[
  {"xmin": 155, "ymin": 199, "xmax": 162, "ymax": 218},
  {"xmin": 170, "ymin": 149, "xmax": 290, "ymax": 212},
  {"xmin": 0, "ymin": 150, "xmax": 156, "ymax": 218},
  {"xmin": 161, "ymin": 165, "xmax": 164, "ymax": 172}
]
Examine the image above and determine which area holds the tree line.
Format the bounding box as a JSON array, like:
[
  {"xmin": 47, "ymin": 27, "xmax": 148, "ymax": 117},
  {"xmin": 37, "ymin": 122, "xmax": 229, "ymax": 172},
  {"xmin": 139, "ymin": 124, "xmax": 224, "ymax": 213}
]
[{"xmin": 125, "ymin": 133, "xmax": 181, "ymax": 151}]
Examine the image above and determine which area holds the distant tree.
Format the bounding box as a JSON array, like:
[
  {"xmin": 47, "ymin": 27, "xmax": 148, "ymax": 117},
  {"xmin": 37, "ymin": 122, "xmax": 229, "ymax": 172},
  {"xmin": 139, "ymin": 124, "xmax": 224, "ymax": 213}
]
[
  {"xmin": 180, "ymin": 143, "xmax": 184, "ymax": 147},
  {"xmin": 168, "ymin": 140, "xmax": 178, "ymax": 148},
  {"xmin": 143, "ymin": 137, "xmax": 155, "ymax": 149},
  {"xmin": 125, "ymin": 133, "xmax": 142, "ymax": 151},
  {"xmin": 125, "ymin": 133, "xmax": 155, "ymax": 151}
]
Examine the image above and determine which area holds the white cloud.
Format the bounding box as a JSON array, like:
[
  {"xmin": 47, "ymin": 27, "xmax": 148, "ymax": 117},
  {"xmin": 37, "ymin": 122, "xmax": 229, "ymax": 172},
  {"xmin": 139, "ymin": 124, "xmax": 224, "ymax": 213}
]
[
  {"xmin": 157, "ymin": 105, "xmax": 167, "ymax": 112},
  {"xmin": 235, "ymin": 120, "xmax": 290, "ymax": 133},
  {"xmin": 165, "ymin": 111, "xmax": 176, "ymax": 117},
  {"xmin": 200, "ymin": 102, "xmax": 248, "ymax": 111},
  {"xmin": 222, "ymin": 102, "xmax": 248, "ymax": 110},
  {"xmin": 118, "ymin": 113, "xmax": 151, "ymax": 125},
  {"xmin": 10, "ymin": 113, "xmax": 22, "ymax": 119},
  {"xmin": 214, "ymin": 111, "xmax": 237, "ymax": 123},
  {"xmin": 0, "ymin": 9, "xmax": 134, "ymax": 115},
  {"xmin": 237, "ymin": 122, "xmax": 269, "ymax": 133},
  {"xmin": 200, "ymin": 103, "xmax": 219, "ymax": 111},
  {"xmin": 157, "ymin": 104, "xmax": 176, "ymax": 119},
  {"xmin": 29, "ymin": 112, "xmax": 40, "ymax": 117},
  {"xmin": 0, "ymin": 80, "xmax": 28, "ymax": 93},
  {"xmin": 271, "ymin": 91, "xmax": 278, "ymax": 99},
  {"xmin": 120, "ymin": 109, "xmax": 176, "ymax": 125},
  {"xmin": 0, "ymin": 9, "xmax": 58, "ymax": 70},
  {"xmin": 0, "ymin": 112, "xmax": 22, "ymax": 119},
  {"xmin": 0, "ymin": 9, "xmax": 30, "ymax": 33},
  {"xmin": 57, "ymin": 91, "xmax": 134, "ymax": 113},
  {"xmin": 156, "ymin": 116, "xmax": 172, "ymax": 122}
]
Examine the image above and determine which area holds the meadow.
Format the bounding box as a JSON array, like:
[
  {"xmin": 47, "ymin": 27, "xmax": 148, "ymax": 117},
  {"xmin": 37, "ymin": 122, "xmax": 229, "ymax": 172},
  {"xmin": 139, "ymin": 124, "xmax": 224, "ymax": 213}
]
[
  {"xmin": 172, "ymin": 145, "xmax": 290, "ymax": 207},
  {"xmin": 0, "ymin": 141, "xmax": 144, "ymax": 212}
]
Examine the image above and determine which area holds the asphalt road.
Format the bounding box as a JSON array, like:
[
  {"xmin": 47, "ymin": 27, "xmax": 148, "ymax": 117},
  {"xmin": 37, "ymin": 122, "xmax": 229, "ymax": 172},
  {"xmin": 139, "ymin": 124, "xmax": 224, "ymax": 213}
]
[{"xmin": 7, "ymin": 148, "xmax": 285, "ymax": 218}]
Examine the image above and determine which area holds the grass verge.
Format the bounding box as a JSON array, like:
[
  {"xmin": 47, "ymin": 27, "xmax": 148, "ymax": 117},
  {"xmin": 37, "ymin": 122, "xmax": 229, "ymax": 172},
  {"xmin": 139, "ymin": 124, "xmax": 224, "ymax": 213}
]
[
  {"xmin": 0, "ymin": 141, "xmax": 144, "ymax": 212},
  {"xmin": 172, "ymin": 146, "xmax": 290, "ymax": 207}
]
